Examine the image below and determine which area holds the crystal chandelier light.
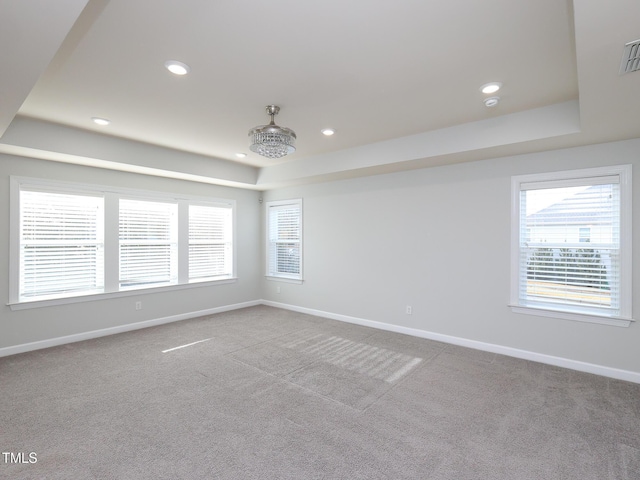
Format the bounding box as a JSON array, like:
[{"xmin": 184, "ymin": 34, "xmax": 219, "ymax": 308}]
[{"xmin": 248, "ymin": 105, "xmax": 296, "ymax": 159}]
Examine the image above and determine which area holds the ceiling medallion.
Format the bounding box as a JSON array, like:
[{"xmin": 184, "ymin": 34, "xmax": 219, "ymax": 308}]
[{"xmin": 248, "ymin": 105, "xmax": 296, "ymax": 159}]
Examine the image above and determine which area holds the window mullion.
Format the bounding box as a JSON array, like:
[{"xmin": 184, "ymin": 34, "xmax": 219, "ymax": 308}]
[
  {"xmin": 178, "ymin": 201, "xmax": 189, "ymax": 284},
  {"xmin": 104, "ymin": 192, "xmax": 119, "ymax": 293}
]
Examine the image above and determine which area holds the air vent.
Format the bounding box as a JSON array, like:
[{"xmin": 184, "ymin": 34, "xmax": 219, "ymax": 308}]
[{"xmin": 619, "ymin": 39, "xmax": 640, "ymax": 74}]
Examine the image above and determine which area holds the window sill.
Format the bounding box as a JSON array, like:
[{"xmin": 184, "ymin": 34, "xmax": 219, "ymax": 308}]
[
  {"xmin": 7, "ymin": 277, "xmax": 237, "ymax": 311},
  {"xmin": 265, "ymin": 275, "xmax": 303, "ymax": 285},
  {"xmin": 509, "ymin": 304, "xmax": 633, "ymax": 327}
]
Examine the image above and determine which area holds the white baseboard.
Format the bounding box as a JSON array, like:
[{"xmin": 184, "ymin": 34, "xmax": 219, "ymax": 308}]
[
  {"xmin": 0, "ymin": 300, "xmax": 261, "ymax": 358},
  {"xmin": 262, "ymin": 300, "xmax": 640, "ymax": 385},
  {"xmin": 3, "ymin": 298, "xmax": 639, "ymax": 385}
]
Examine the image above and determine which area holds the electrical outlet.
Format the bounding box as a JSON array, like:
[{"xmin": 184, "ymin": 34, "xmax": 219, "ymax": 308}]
[
  {"xmin": 276, "ymin": 286, "xmax": 281, "ymax": 294},
  {"xmin": 406, "ymin": 305, "xmax": 412, "ymax": 315},
  {"xmin": 135, "ymin": 301, "xmax": 142, "ymax": 310}
]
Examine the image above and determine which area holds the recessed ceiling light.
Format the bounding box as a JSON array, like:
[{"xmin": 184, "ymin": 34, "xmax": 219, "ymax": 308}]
[
  {"xmin": 235, "ymin": 153, "xmax": 247, "ymax": 158},
  {"xmin": 484, "ymin": 96, "xmax": 500, "ymax": 107},
  {"xmin": 91, "ymin": 117, "xmax": 110, "ymax": 126},
  {"xmin": 164, "ymin": 60, "xmax": 190, "ymax": 75},
  {"xmin": 480, "ymin": 82, "xmax": 502, "ymax": 94},
  {"xmin": 321, "ymin": 128, "xmax": 335, "ymax": 136}
]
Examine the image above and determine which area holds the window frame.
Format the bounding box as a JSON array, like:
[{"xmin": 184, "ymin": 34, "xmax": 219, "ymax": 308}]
[
  {"xmin": 17, "ymin": 188, "xmax": 106, "ymax": 302},
  {"xmin": 265, "ymin": 198, "xmax": 303, "ymax": 283},
  {"xmin": 118, "ymin": 197, "xmax": 179, "ymax": 290},
  {"xmin": 187, "ymin": 202, "xmax": 234, "ymax": 283},
  {"xmin": 509, "ymin": 165, "xmax": 633, "ymax": 327},
  {"xmin": 9, "ymin": 176, "xmax": 236, "ymax": 310}
]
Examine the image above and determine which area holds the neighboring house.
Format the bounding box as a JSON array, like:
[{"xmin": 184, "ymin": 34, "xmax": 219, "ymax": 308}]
[
  {"xmin": 523, "ymin": 184, "xmax": 615, "ymax": 305},
  {"xmin": 525, "ymin": 184, "xmax": 615, "ymax": 245}
]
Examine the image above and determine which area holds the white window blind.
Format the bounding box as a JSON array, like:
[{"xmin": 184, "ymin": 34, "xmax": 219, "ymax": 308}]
[
  {"xmin": 19, "ymin": 189, "xmax": 104, "ymax": 301},
  {"xmin": 11, "ymin": 177, "xmax": 236, "ymax": 308},
  {"xmin": 512, "ymin": 165, "xmax": 632, "ymax": 323},
  {"xmin": 189, "ymin": 204, "xmax": 233, "ymax": 281},
  {"xmin": 267, "ymin": 199, "xmax": 302, "ymax": 280},
  {"xmin": 119, "ymin": 199, "xmax": 178, "ymax": 289}
]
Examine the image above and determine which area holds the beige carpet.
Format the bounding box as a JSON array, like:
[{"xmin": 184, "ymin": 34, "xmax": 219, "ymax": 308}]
[{"xmin": 1, "ymin": 305, "xmax": 639, "ymax": 479}]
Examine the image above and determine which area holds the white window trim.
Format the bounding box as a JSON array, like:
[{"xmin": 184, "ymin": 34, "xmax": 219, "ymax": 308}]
[
  {"xmin": 9, "ymin": 176, "xmax": 236, "ymax": 310},
  {"xmin": 509, "ymin": 165, "xmax": 633, "ymax": 327},
  {"xmin": 186, "ymin": 202, "xmax": 235, "ymax": 283},
  {"xmin": 265, "ymin": 276, "xmax": 303, "ymax": 285},
  {"xmin": 265, "ymin": 198, "xmax": 303, "ymax": 283},
  {"xmin": 7, "ymin": 278, "xmax": 237, "ymax": 311}
]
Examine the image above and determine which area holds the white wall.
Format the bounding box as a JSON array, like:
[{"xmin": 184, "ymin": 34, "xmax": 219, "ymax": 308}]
[
  {"xmin": 0, "ymin": 154, "xmax": 262, "ymax": 350},
  {"xmin": 261, "ymin": 138, "xmax": 640, "ymax": 376}
]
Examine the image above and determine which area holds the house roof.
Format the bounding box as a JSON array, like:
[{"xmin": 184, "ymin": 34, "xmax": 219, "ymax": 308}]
[
  {"xmin": 1, "ymin": 0, "xmax": 639, "ymax": 189},
  {"xmin": 526, "ymin": 185, "xmax": 614, "ymax": 226}
]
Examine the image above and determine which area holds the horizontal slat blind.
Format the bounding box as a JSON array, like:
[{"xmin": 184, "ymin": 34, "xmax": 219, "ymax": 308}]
[
  {"xmin": 20, "ymin": 190, "xmax": 104, "ymax": 300},
  {"xmin": 519, "ymin": 183, "xmax": 620, "ymax": 316},
  {"xmin": 189, "ymin": 204, "xmax": 232, "ymax": 280},
  {"xmin": 268, "ymin": 202, "xmax": 301, "ymax": 278},
  {"xmin": 12, "ymin": 178, "xmax": 236, "ymax": 305},
  {"xmin": 119, "ymin": 199, "xmax": 178, "ymax": 288}
]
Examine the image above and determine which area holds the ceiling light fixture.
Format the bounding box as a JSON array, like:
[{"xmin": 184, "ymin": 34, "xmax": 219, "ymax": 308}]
[
  {"xmin": 480, "ymin": 82, "xmax": 502, "ymax": 94},
  {"xmin": 248, "ymin": 105, "xmax": 296, "ymax": 159},
  {"xmin": 321, "ymin": 128, "xmax": 335, "ymax": 136},
  {"xmin": 235, "ymin": 153, "xmax": 247, "ymax": 158},
  {"xmin": 91, "ymin": 117, "xmax": 110, "ymax": 126},
  {"xmin": 484, "ymin": 96, "xmax": 500, "ymax": 107},
  {"xmin": 164, "ymin": 60, "xmax": 190, "ymax": 75}
]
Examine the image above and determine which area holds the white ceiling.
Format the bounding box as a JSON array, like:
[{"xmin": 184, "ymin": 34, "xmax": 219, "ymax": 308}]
[{"xmin": 1, "ymin": 0, "xmax": 639, "ymax": 189}]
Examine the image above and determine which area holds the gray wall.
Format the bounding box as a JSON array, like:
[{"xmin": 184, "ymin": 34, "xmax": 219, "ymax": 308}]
[
  {"xmin": 261, "ymin": 138, "xmax": 640, "ymax": 375},
  {"xmin": 2, "ymin": 137, "xmax": 638, "ymax": 376},
  {"xmin": 0, "ymin": 154, "xmax": 262, "ymax": 349}
]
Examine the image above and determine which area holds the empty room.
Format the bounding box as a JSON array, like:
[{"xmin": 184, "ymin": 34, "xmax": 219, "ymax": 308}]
[{"xmin": 1, "ymin": 1, "xmax": 639, "ymax": 479}]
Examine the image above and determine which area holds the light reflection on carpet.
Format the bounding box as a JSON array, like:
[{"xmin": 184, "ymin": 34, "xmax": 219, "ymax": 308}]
[{"xmin": 282, "ymin": 333, "xmax": 422, "ymax": 383}]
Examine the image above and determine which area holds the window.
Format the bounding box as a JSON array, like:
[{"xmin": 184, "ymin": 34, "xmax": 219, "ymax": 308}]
[
  {"xmin": 18, "ymin": 189, "xmax": 104, "ymax": 302},
  {"xmin": 510, "ymin": 165, "xmax": 632, "ymax": 326},
  {"xmin": 10, "ymin": 177, "xmax": 235, "ymax": 307},
  {"xmin": 119, "ymin": 199, "xmax": 178, "ymax": 289},
  {"xmin": 188, "ymin": 204, "xmax": 233, "ymax": 282},
  {"xmin": 266, "ymin": 199, "xmax": 302, "ymax": 282},
  {"xmin": 579, "ymin": 227, "xmax": 591, "ymax": 243}
]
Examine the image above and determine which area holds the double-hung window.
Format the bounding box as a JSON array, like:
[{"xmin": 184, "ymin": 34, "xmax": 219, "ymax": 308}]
[
  {"xmin": 266, "ymin": 199, "xmax": 302, "ymax": 282},
  {"xmin": 18, "ymin": 189, "xmax": 105, "ymax": 302},
  {"xmin": 510, "ymin": 165, "xmax": 632, "ymax": 326},
  {"xmin": 188, "ymin": 204, "xmax": 233, "ymax": 282},
  {"xmin": 10, "ymin": 177, "xmax": 235, "ymax": 308},
  {"xmin": 119, "ymin": 198, "xmax": 178, "ymax": 289}
]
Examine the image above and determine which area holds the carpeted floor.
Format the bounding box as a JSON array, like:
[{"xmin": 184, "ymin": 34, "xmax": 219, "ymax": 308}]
[{"xmin": 1, "ymin": 305, "xmax": 639, "ymax": 479}]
